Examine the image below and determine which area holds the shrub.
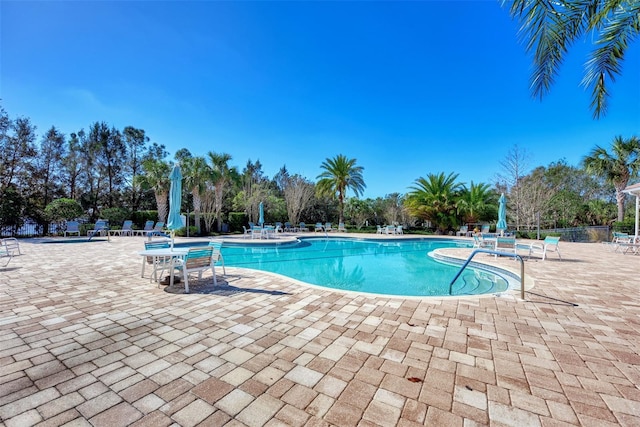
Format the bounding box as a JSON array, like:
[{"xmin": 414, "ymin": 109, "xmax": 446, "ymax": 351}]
[{"xmin": 44, "ymin": 198, "xmax": 83, "ymax": 222}]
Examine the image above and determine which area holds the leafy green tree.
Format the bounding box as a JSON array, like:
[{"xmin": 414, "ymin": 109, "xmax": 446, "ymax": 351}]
[
  {"xmin": 0, "ymin": 116, "xmax": 37, "ymax": 191},
  {"xmin": 138, "ymin": 159, "xmax": 171, "ymax": 223},
  {"xmin": 316, "ymin": 154, "xmax": 366, "ymax": 224},
  {"xmin": 457, "ymin": 182, "xmax": 497, "ymax": 225},
  {"xmin": 0, "ymin": 184, "xmax": 25, "ymax": 233},
  {"xmin": 504, "ymin": 0, "xmax": 640, "ymax": 118},
  {"xmin": 123, "ymin": 126, "xmax": 150, "ymax": 211},
  {"xmin": 44, "ymin": 198, "xmax": 83, "ymax": 222},
  {"xmin": 182, "ymin": 154, "xmax": 210, "ymax": 234},
  {"xmin": 406, "ymin": 172, "xmax": 462, "ymax": 232},
  {"xmin": 583, "ymin": 135, "xmax": 640, "ymax": 221},
  {"xmin": 61, "ymin": 132, "xmax": 83, "ymax": 200},
  {"xmin": 344, "ymin": 198, "xmax": 374, "ymax": 229},
  {"xmin": 208, "ymin": 152, "xmax": 238, "ymax": 231}
]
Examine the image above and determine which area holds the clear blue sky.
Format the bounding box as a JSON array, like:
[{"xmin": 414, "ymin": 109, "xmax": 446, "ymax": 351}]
[{"xmin": 2, "ymin": 1, "xmax": 639, "ymax": 198}]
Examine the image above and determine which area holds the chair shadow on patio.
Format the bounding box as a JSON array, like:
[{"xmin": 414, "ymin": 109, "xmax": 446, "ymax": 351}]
[{"xmin": 163, "ymin": 274, "xmax": 290, "ymax": 296}]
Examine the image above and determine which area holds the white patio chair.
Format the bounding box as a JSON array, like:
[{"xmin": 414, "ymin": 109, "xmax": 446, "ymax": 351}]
[
  {"xmin": 528, "ymin": 236, "xmax": 561, "ymax": 261},
  {"xmin": 170, "ymin": 247, "xmax": 217, "ymax": 293}
]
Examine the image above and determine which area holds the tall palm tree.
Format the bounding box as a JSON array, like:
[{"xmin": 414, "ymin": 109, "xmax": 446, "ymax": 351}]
[
  {"xmin": 583, "ymin": 135, "xmax": 640, "ymax": 222},
  {"xmin": 138, "ymin": 159, "xmax": 171, "ymax": 223},
  {"xmin": 208, "ymin": 151, "xmax": 237, "ymax": 231},
  {"xmin": 406, "ymin": 172, "xmax": 462, "ymax": 232},
  {"xmin": 183, "ymin": 156, "xmax": 210, "ymax": 234},
  {"xmin": 504, "ymin": 0, "xmax": 639, "ymax": 118},
  {"xmin": 457, "ymin": 182, "xmax": 498, "ymax": 225},
  {"xmin": 316, "ymin": 154, "xmax": 366, "ymax": 225}
]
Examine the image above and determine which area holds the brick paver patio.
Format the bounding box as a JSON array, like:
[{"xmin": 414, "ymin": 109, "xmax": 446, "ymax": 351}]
[{"xmin": 1, "ymin": 234, "xmax": 638, "ymax": 426}]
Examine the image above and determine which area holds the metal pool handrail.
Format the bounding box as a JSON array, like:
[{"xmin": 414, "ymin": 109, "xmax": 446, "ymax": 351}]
[{"xmin": 449, "ymin": 249, "xmax": 525, "ymax": 299}]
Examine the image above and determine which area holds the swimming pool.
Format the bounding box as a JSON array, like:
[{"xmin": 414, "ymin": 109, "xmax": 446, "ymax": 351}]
[{"xmin": 218, "ymin": 237, "xmax": 510, "ymax": 297}]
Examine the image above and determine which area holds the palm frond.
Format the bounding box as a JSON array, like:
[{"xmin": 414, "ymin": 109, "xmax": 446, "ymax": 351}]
[{"xmin": 582, "ymin": 2, "xmax": 640, "ymax": 118}]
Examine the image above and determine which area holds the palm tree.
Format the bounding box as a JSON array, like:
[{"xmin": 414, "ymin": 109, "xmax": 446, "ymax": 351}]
[
  {"xmin": 183, "ymin": 156, "xmax": 210, "ymax": 234},
  {"xmin": 406, "ymin": 172, "xmax": 462, "ymax": 232},
  {"xmin": 583, "ymin": 136, "xmax": 640, "ymax": 222},
  {"xmin": 457, "ymin": 182, "xmax": 498, "ymax": 225},
  {"xmin": 316, "ymin": 154, "xmax": 366, "ymax": 225},
  {"xmin": 138, "ymin": 159, "xmax": 171, "ymax": 223},
  {"xmin": 504, "ymin": 0, "xmax": 639, "ymax": 118},
  {"xmin": 208, "ymin": 151, "xmax": 237, "ymax": 231}
]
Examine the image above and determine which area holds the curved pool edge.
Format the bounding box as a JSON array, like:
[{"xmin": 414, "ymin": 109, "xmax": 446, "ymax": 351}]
[{"xmin": 429, "ymin": 248, "xmax": 535, "ymax": 295}]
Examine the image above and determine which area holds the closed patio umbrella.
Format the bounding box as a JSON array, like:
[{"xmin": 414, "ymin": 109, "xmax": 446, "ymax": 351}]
[
  {"xmin": 496, "ymin": 192, "xmax": 507, "ymax": 236},
  {"xmin": 167, "ymin": 164, "xmax": 183, "ymax": 248},
  {"xmin": 258, "ymin": 201, "xmax": 264, "ymax": 226}
]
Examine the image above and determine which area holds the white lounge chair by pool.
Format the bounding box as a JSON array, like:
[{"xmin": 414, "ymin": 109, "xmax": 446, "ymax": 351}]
[{"xmin": 528, "ymin": 236, "xmax": 561, "ymax": 261}]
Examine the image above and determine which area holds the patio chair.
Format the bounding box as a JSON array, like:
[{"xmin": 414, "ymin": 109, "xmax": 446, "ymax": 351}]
[
  {"xmin": 110, "ymin": 220, "xmax": 133, "ymax": 236},
  {"xmin": 87, "ymin": 220, "xmax": 109, "ymax": 238},
  {"xmin": 385, "ymin": 225, "xmax": 396, "ymax": 235},
  {"xmin": 0, "ymin": 245, "xmax": 12, "ymax": 267},
  {"xmin": 377, "ymin": 225, "xmax": 383, "ymax": 234},
  {"xmin": 142, "ymin": 240, "xmax": 172, "ymax": 282},
  {"xmin": 494, "ymin": 236, "xmax": 517, "ymax": 258},
  {"xmin": 134, "ymin": 220, "xmax": 155, "ymax": 236},
  {"xmin": 64, "ymin": 221, "xmax": 81, "ymax": 237},
  {"xmin": 480, "ymin": 224, "xmax": 490, "ymax": 234},
  {"xmin": 251, "ymin": 225, "xmax": 263, "ymax": 239},
  {"xmin": 170, "ymin": 247, "xmax": 217, "ymax": 293},
  {"xmin": 456, "ymin": 225, "xmax": 469, "ymax": 236},
  {"xmin": 395, "ymin": 225, "xmax": 403, "ymax": 235},
  {"xmin": 299, "ymin": 222, "xmax": 308, "ymax": 232},
  {"xmin": 275, "ymin": 222, "xmax": 283, "ymax": 233},
  {"xmin": 325, "ymin": 222, "xmax": 333, "ymax": 232},
  {"xmin": 473, "ymin": 234, "xmax": 493, "ymax": 249},
  {"xmin": 146, "ymin": 222, "xmax": 168, "ymax": 239},
  {"xmin": 242, "ymin": 226, "xmax": 251, "ymax": 238},
  {"xmin": 338, "ymin": 223, "xmax": 347, "ymax": 232},
  {"xmin": 1, "ymin": 237, "xmax": 22, "ymax": 255},
  {"xmin": 284, "ymin": 222, "xmax": 293, "ymax": 232},
  {"xmin": 208, "ymin": 240, "xmax": 226, "ymax": 276},
  {"xmin": 528, "ymin": 236, "xmax": 561, "ymax": 261},
  {"xmin": 315, "ymin": 223, "xmax": 324, "ymax": 232}
]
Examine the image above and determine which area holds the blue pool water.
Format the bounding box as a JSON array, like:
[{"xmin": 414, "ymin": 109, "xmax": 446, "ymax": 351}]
[{"xmin": 217, "ymin": 238, "xmax": 509, "ymax": 297}]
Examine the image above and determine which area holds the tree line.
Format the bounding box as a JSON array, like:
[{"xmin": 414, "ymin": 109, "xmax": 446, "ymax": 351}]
[{"xmin": 1, "ymin": 103, "xmax": 638, "ymax": 236}]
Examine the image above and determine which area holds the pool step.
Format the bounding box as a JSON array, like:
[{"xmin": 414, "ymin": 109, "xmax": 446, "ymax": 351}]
[{"xmin": 451, "ymin": 271, "xmax": 501, "ymax": 295}]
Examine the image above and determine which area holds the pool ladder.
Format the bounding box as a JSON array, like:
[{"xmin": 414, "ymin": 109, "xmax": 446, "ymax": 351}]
[{"xmin": 449, "ymin": 249, "xmax": 525, "ymax": 299}]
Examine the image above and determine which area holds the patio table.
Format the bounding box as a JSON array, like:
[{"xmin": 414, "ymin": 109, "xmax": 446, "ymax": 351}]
[{"xmin": 138, "ymin": 247, "xmax": 188, "ymax": 282}]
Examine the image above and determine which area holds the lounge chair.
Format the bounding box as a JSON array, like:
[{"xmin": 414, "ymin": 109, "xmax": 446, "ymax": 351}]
[
  {"xmin": 284, "ymin": 222, "xmax": 294, "ymax": 232},
  {"xmin": 315, "ymin": 223, "xmax": 324, "ymax": 232},
  {"xmin": 480, "ymin": 224, "xmax": 490, "ymax": 234},
  {"xmin": 134, "ymin": 220, "xmax": 155, "ymax": 236},
  {"xmin": 208, "ymin": 240, "xmax": 226, "ymax": 276},
  {"xmin": 109, "ymin": 220, "xmax": 133, "ymax": 236},
  {"xmin": 1, "ymin": 237, "xmax": 22, "ymax": 255},
  {"xmin": 325, "ymin": 222, "xmax": 333, "ymax": 232},
  {"xmin": 170, "ymin": 247, "xmax": 217, "ymax": 293},
  {"xmin": 87, "ymin": 220, "xmax": 109, "ymax": 238},
  {"xmin": 147, "ymin": 222, "xmax": 167, "ymax": 238},
  {"xmin": 299, "ymin": 222, "xmax": 308, "ymax": 232},
  {"xmin": 528, "ymin": 236, "xmax": 561, "ymax": 261},
  {"xmin": 377, "ymin": 225, "xmax": 383, "ymax": 234},
  {"xmin": 456, "ymin": 225, "xmax": 469, "ymax": 236},
  {"xmin": 338, "ymin": 223, "xmax": 347, "ymax": 232},
  {"xmin": 396, "ymin": 225, "xmax": 403, "ymax": 235},
  {"xmin": 0, "ymin": 239, "xmax": 16, "ymax": 266},
  {"xmin": 64, "ymin": 221, "xmax": 81, "ymax": 237},
  {"xmin": 275, "ymin": 222, "xmax": 283, "ymax": 233},
  {"xmin": 242, "ymin": 226, "xmax": 251, "ymax": 238},
  {"xmin": 494, "ymin": 236, "xmax": 517, "ymax": 258}
]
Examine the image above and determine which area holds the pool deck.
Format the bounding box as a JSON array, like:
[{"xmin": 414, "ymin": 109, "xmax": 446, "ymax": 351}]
[{"xmin": 1, "ymin": 233, "xmax": 639, "ymax": 426}]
